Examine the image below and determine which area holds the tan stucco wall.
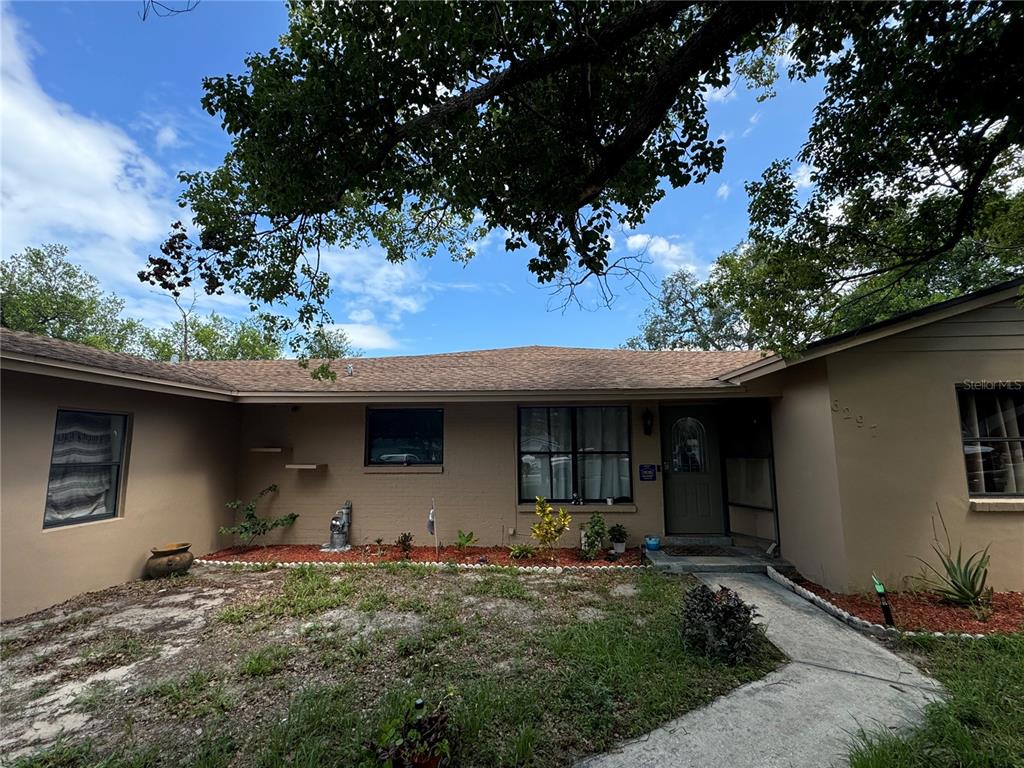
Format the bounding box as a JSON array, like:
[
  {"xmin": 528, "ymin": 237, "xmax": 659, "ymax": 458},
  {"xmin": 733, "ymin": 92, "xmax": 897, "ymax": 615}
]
[
  {"xmin": 0, "ymin": 371, "xmax": 238, "ymax": 620},
  {"xmin": 825, "ymin": 301, "xmax": 1024, "ymax": 592},
  {"xmin": 769, "ymin": 360, "xmax": 849, "ymax": 590},
  {"xmin": 234, "ymin": 401, "xmax": 666, "ymax": 551}
]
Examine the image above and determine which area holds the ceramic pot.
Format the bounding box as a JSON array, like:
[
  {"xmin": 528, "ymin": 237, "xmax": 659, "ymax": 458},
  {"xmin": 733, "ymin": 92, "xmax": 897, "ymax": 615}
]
[
  {"xmin": 612, "ymin": 541, "xmax": 626, "ymax": 554},
  {"xmin": 144, "ymin": 542, "xmax": 194, "ymax": 579},
  {"xmin": 643, "ymin": 536, "xmax": 661, "ymax": 551}
]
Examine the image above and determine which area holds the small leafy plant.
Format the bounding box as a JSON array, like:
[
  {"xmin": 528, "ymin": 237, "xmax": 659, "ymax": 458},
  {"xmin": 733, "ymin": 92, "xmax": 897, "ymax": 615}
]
[
  {"xmin": 530, "ymin": 496, "xmax": 572, "ymax": 557},
  {"xmin": 681, "ymin": 584, "xmax": 762, "ymax": 665},
  {"xmin": 369, "ymin": 693, "xmax": 454, "ymax": 766},
  {"xmin": 608, "ymin": 524, "xmax": 628, "ymax": 544},
  {"xmin": 580, "ymin": 513, "xmax": 607, "ymax": 561},
  {"xmin": 395, "ymin": 531, "xmax": 414, "ymax": 558},
  {"xmin": 455, "ymin": 529, "xmax": 478, "ymax": 550},
  {"xmin": 219, "ymin": 485, "xmax": 297, "ymax": 545},
  {"xmin": 508, "ymin": 543, "xmax": 537, "ymax": 560},
  {"xmin": 914, "ymin": 505, "xmax": 993, "ymax": 606}
]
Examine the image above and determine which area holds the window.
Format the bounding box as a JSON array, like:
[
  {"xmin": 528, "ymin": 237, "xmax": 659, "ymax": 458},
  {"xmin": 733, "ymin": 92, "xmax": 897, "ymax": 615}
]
[
  {"xmin": 366, "ymin": 408, "xmax": 443, "ymax": 465},
  {"xmin": 671, "ymin": 417, "xmax": 707, "ymax": 473},
  {"xmin": 518, "ymin": 406, "xmax": 631, "ymax": 502},
  {"xmin": 958, "ymin": 387, "xmax": 1024, "ymax": 496},
  {"xmin": 44, "ymin": 410, "xmax": 129, "ymax": 528}
]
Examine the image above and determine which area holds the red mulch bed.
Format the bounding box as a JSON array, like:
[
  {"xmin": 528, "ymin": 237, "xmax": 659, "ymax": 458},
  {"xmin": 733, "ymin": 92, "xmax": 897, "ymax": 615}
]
[
  {"xmin": 795, "ymin": 577, "xmax": 1024, "ymax": 635},
  {"xmin": 202, "ymin": 543, "xmax": 645, "ymax": 568}
]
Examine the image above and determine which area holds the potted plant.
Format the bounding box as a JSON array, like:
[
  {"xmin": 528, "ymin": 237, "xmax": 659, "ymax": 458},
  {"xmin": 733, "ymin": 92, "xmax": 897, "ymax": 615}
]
[{"xmin": 609, "ymin": 524, "xmax": 628, "ymax": 554}]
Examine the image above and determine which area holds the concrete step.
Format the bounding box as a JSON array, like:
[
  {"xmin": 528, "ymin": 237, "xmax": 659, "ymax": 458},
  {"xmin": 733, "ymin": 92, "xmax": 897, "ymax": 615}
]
[
  {"xmin": 661, "ymin": 535, "xmax": 734, "ymax": 547},
  {"xmin": 646, "ymin": 550, "xmax": 768, "ymax": 574}
]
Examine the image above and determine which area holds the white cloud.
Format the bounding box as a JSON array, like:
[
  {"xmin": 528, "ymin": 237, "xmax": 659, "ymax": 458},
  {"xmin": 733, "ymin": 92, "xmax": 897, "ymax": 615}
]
[
  {"xmin": 702, "ymin": 85, "xmax": 736, "ymax": 104},
  {"xmin": 0, "ymin": 9, "xmax": 178, "ymax": 309},
  {"xmin": 154, "ymin": 125, "xmax": 180, "ymax": 151},
  {"xmin": 331, "ymin": 323, "xmax": 399, "ymax": 351},
  {"xmin": 625, "ymin": 234, "xmax": 697, "ymax": 274},
  {"xmin": 792, "ymin": 162, "xmax": 815, "ymax": 190},
  {"xmin": 742, "ymin": 111, "xmax": 761, "ymax": 138},
  {"xmin": 716, "ymin": 183, "xmax": 730, "ymax": 200},
  {"xmin": 348, "ymin": 307, "xmax": 376, "ymax": 324}
]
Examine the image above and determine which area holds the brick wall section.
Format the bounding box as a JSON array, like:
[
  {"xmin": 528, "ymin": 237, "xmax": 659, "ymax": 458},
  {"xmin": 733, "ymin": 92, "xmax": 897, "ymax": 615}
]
[{"xmin": 235, "ymin": 401, "xmax": 666, "ymax": 549}]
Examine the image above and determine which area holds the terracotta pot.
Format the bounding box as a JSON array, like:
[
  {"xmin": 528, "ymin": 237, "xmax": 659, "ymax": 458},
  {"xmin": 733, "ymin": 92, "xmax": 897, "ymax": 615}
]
[{"xmin": 144, "ymin": 542, "xmax": 194, "ymax": 579}]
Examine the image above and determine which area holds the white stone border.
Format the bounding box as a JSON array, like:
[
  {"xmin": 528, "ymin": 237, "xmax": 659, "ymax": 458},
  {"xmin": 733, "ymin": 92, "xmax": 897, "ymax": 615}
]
[
  {"xmin": 195, "ymin": 558, "xmax": 647, "ymax": 575},
  {"xmin": 766, "ymin": 566, "xmax": 989, "ymax": 640}
]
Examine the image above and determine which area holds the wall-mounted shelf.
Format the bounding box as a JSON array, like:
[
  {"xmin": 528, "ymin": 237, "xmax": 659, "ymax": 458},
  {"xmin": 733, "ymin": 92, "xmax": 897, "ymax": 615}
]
[
  {"xmin": 285, "ymin": 463, "xmax": 327, "ymax": 470},
  {"xmin": 250, "ymin": 447, "xmax": 284, "ymax": 453}
]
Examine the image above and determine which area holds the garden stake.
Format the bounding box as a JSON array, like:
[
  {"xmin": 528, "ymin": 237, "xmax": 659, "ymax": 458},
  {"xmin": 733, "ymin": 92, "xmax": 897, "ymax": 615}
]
[{"xmin": 872, "ymin": 574, "xmax": 895, "ymax": 627}]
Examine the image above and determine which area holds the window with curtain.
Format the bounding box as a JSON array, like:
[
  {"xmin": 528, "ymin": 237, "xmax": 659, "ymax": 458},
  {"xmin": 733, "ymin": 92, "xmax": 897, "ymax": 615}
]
[
  {"xmin": 518, "ymin": 406, "xmax": 631, "ymax": 502},
  {"xmin": 958, "ymin": 387, "xmax": 1024, "ymax": 496},
  {"xmin": 365, "ymin": 408, "xmax": 443, "ymax": 465},
  {"xmin": 44, "ymin": 410, "xmax": 129, "ymax": 528}
]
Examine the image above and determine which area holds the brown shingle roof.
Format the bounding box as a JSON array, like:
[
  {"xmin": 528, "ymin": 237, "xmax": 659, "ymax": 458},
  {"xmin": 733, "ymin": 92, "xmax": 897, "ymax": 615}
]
[
  {"xmin": 183, "ymin": 346, "xmax": 764, "ymax": 393},
  {"xmin": 2, "ymin": 328, "xmax": 765, "ymax": 395},
  {"xmin": 0, "ymin": 327, "xmax": 230, "ymax": 390}
]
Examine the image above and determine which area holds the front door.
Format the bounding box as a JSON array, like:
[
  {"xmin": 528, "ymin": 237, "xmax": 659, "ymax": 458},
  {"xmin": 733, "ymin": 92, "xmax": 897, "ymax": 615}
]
[{"xmin": 661, "ymin": 405, "xmax": 724, "ymax": 534}]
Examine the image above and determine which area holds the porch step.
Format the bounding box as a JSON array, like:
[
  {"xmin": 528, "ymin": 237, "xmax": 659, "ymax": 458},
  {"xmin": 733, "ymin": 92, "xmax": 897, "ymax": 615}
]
[
  {"xmin": 661, "ymin": 535, "xmax": 734, "ymax": 547},
  {"xmin": 645, "ymin": 549, "xmax": 768, "ymax": 574}
]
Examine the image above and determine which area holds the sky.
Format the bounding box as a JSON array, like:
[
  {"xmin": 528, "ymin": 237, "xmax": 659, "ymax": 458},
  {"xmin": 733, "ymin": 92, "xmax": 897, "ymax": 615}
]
[{"xmin": 0, "ymin": 1, "xmax": 822, "ymax": 356}]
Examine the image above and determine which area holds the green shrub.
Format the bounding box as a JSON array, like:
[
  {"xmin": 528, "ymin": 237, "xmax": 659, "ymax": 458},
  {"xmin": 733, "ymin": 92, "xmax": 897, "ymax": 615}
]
[
  {"xmin": 508, "ymin": 544, "xmax": 537, "ymax": 561},
  {"xmin": 608, "ymin": 524, "xmax": 628, "ymax": 544},
  {"xmin": 681, "ymin": 584, "xmax": 762, "ymax": 665},
  {"xmin": 530, "ymin": 496, "xmax": 572, "ymax": 554},
  {"xmin": 395, "ymin": 532, "xmax": 414, "ymax": 558},
  {"xmin": 581, "ymin": 513, "xmax": 607, "ymax": 561},
  {"xmin": 219, "ymin": 485, "xmax": 297, "ymax": 545},
  {"xmin": 914, "ymin": 507, "xmax": 992, "ymax": 606}
]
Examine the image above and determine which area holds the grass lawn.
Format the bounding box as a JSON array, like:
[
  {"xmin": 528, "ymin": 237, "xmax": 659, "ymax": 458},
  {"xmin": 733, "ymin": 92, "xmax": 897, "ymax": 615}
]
[
  {"xmin": 850, "ymin": 633, "xmax": 1024, "ymax": 767},
  {"xmin": 3, "ymin": 564, "xmax": 781, "ymax": 767}
]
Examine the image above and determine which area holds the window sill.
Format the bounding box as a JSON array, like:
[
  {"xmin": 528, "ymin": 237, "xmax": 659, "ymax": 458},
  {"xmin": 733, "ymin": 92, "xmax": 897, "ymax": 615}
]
[
  {"xmin": 363, "ymin": 465, "xmax": 444, "ymax": 474},
  {"xmin": 43, "ymin": 515, "xmax": 121, "ymax": 531},
  {"xmin": 517, "ymin": 503, "xmax": 637, "ymax": 514},
  {"xmin": 969, "ymin": 498, "xmax": 1024, "ymax": 512}
]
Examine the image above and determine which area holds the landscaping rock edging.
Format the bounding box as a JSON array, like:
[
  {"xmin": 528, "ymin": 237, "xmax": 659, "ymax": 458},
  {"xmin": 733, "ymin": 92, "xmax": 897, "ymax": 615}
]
[
  {"xmin": 765, "ymin": 566, "xmax": 989, "ymax": 641},
  {"xmin": 195, "ymin": 558, "xmax": 647, "ymax": 575}
]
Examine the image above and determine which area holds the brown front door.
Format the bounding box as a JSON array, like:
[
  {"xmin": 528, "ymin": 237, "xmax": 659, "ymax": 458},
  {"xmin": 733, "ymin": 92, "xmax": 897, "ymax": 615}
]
[{"xmin": 661, "ymin": 405, "xmax": 725, "ymax": 534}]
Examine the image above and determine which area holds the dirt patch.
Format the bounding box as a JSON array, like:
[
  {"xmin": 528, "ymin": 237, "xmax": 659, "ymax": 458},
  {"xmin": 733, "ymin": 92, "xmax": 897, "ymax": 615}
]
[
  {"xmin": 795, "ymin": 578, "xmax": 1024, "ymax": 634},
  {"xmin": 204, "ymin": 543, "xmax": 645, "ymax": 568}
]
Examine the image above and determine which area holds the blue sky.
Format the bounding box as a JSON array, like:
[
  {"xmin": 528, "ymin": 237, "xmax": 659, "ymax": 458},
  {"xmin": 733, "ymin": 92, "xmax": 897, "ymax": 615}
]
[{"xmin": 1, "ymin": 2, "xmax": 821, "ymax": 355}]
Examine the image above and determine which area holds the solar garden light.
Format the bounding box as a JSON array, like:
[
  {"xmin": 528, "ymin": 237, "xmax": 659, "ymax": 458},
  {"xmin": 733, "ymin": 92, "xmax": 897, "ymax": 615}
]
[{"xmin": 872, "ymin": 574, "xmax": 895, "ymax": 627}]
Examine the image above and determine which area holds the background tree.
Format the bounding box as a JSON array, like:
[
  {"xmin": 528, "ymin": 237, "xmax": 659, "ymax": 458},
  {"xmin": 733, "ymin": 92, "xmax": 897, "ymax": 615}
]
[
  {"xmin": 624, "ymin": 267, "xmax": 755, "ymax": 351},
  {"xmin": 139, "ymin": 312, "xmax": 284, "ymax": 361},
  {"xmin": 149, "ymin": 1, "xmax": 1023, "ymax": 354},
  {"xmin": 0, "ymin": 245, "xmax": 143, "ymax": 352}
]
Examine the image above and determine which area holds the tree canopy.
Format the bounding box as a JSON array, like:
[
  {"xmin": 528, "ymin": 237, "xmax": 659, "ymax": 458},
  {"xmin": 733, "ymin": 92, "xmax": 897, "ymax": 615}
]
[
  {"xmin": 159, "ymin": 0, "xmax": 1023, "ymax": 350},
  {"xmin": 1, "ymin": 244, "xmax": 353, "ymax": 363},
  {"xmin": 0, "ymin": 245, "xmax": 143, "ymax": 352}
]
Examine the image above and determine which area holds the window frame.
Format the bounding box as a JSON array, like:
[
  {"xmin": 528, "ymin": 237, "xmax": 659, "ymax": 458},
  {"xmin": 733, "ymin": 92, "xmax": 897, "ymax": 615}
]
[
  {"xmin": 517, "ymin": 405, "xmax": 633, "ymax": 503},
  {"xmin": 43, "ymin": 408, "xmax": 131, "ymax": 529},
  {"xmin": 956, "ymin": 385, "xmax": 1024, "ymax": 498},
  {"xmin": 364, "ymin": 407, "xmax": 444, "ymax": 466}
]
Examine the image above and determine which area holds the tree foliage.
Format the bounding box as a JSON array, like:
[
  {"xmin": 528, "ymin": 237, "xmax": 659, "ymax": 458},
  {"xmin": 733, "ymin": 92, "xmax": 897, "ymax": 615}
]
[
  {"xmin": 139, "ymin": 312, "xmax": 284, "ymax": 361},
  {"xmin": 168, "ymin": 1, "xmax": 1023, "ymax": 349},
  {"xmin": 0, "ymin": 245, "xmax": 143, "ymax": 352},
  {"xmin": 631, "ymin": 192, "xmax": 1023, "ymax": 352}
]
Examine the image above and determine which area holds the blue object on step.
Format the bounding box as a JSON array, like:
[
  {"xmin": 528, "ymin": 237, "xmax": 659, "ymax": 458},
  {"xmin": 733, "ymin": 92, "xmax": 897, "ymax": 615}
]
[{"xmin": 644, "ymin": 536, "xmax": 661, "ymax": 551}]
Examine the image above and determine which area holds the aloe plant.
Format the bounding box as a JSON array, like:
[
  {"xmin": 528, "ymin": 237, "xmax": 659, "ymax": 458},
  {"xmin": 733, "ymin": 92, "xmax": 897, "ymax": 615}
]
[{"xmin": 914, "ymin": 505, "xmax": 993, "ymax": 606}]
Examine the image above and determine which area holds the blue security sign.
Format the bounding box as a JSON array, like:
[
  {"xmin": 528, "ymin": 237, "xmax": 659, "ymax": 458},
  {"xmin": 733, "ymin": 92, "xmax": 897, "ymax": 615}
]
[{"xmin": 639, "ymin": 464, "xmax": 658, "ymax": 481}]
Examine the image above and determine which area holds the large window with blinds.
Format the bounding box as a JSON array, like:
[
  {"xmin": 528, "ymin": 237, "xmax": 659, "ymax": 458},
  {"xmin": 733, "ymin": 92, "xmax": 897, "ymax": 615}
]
[
  {"xmin": 44, "ymin": 410, "xmax": 129, "ymax": 528},
  {"xmin": 518, "ymin": 406, "xmax": 632, "ymax": 503},
  {"xmin": 958, "ymin": 387, "xmax": 1024, "ymax": 496}
]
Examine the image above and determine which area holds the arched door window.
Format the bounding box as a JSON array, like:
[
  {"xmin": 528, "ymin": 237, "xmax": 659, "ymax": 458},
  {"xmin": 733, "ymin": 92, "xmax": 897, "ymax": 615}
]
[{"xmin": 672, "ymin": 417, "xmax": 707, "ymax": 473}]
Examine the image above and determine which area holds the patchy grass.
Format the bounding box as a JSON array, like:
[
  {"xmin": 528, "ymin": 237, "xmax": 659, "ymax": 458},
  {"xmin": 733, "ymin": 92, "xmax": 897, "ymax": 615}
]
[
  {"xmin": 850, "ymin": 633, "xmax": 1024, "ymax": 767},
  {"xmin": 5, "ymin": 566, "xmax": 782, "ymax": 767},
  {"xmin": 239, "ymin": 644, "xmax": 293, "ymax": 677},
  {"xmin": 141, "ymin": 670, "xmax": 233, "ymax": 718},
  {"xmin": 72, "ymin": 681, "xmax": 117, "ymax": 714}
]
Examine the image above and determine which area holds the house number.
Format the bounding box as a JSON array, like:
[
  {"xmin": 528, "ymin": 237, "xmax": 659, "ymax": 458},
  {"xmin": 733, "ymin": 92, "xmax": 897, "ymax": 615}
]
[{"xmin": 831, "ymin": 399, "xmax": 877, "ymax": 437}]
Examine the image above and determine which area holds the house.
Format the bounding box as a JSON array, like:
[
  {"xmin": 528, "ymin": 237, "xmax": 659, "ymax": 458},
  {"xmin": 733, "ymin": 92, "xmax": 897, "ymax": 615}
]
[{"xmin": 1, "ymin": 280, "xmax": 1021, "ymax": 620}]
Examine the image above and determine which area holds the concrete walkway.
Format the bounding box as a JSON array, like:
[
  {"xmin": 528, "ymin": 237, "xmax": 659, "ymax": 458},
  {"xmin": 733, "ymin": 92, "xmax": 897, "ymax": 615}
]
[{"xmin": 578, "ymin": 573, "xmax": 943, "ymax": 768}]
